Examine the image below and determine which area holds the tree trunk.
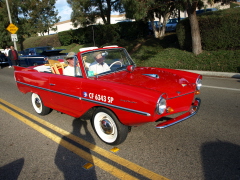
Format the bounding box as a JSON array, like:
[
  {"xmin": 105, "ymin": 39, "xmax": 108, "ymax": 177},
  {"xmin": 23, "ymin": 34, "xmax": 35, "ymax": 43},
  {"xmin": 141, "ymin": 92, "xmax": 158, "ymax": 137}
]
[{"xmin": 188, "ymin": 10, "xmax": 202, "ymax": 55}]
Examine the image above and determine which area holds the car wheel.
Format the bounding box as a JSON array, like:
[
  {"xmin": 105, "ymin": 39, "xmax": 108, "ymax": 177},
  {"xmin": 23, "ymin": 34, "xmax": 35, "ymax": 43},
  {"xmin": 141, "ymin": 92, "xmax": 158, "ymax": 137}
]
[
  {"xmin": 31, "ymin": 93, "xmax": 51, "ymax": 115},
  {"xmin": 91, "ymin": 107, "xmax": 129, "ymax": 145}
]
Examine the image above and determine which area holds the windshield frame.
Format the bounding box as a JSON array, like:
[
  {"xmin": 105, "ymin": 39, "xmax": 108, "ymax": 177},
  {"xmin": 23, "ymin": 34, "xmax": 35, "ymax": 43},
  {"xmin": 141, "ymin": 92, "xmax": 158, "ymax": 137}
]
[{"xmin": 81, "ymin": 47, "xmax": 135, "ymax": 78}]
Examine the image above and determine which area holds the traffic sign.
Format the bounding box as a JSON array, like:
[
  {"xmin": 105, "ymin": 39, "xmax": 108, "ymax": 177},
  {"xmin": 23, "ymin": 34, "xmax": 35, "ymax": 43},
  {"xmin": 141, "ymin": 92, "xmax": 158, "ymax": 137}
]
[
  {"xmin": 11, "ymin": 34, "xmax": 18, "ymax": 42},
  {"xmin": 6, "ymin": 23, "xmax": 18, "ymax": 34}
]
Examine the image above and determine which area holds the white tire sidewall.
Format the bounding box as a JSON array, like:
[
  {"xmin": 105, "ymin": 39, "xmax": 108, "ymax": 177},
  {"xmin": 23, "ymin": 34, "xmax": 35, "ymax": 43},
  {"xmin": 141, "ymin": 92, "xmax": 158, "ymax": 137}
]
[
  {"xmin": 93, "ymin": 112, "xmax": 118, "ymax": 143},
  {"xmin": 31, "ymin": 93, "xmax": 43, "ymax": 114}
]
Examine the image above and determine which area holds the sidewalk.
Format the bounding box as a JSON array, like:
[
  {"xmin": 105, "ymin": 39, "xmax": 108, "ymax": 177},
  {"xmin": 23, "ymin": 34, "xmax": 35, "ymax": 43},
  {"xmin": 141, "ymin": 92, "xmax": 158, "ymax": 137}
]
[{"xmin": 181, "ymin": 70, "xmax": 240, "ymax": 79}]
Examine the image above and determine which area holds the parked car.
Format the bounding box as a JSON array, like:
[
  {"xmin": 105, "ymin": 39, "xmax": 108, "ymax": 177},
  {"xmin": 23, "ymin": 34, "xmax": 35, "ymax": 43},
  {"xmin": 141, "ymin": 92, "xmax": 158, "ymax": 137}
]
[
  {"xmin": 196, "ymin": 8, "xmax": 218, "ymax": 15},
  {"xmin": 14, "ymin": 46, "xmax": 202, "ymax": 145},
  {"xmin": 165, "ymin": 18, "xmax": 184, "ymax": 32},
  {"xmin": 19, "ymin": 46, "xmax": 66, "ymax": 66},
  {"xmin": 148, "ymin": 21, "xmax": 161, "ymax": 34},
  {"xmin": 0, "ymin": 51, "xmax": 8, "ymax": 68}
]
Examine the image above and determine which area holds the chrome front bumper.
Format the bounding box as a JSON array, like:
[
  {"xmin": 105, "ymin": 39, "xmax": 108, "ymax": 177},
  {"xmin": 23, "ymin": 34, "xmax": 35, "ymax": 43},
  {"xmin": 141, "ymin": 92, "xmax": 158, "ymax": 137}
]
[{"xmin": 156, "ymin": 98, "xmax": 201, "ymax": 129}]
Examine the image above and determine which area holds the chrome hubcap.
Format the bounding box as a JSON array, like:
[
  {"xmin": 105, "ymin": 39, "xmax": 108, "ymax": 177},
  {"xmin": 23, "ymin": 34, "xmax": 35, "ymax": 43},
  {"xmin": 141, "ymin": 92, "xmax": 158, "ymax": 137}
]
[
  {"xmin": 100, "ymin": 117, "xmax": 113, "ymax": 134},
  {"xmin": 35, "ymin": 98, "xmax": 41, "ymax": 108}
]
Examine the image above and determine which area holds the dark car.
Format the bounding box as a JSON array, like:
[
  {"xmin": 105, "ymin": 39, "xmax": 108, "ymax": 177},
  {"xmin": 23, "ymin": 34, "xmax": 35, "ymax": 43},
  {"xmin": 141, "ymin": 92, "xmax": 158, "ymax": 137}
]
[
  {"xmin": 19, "ymin": 46, "xmax": 66, "ymax": 66},
  {"xmin": 196, "ymin": 8, "xmax": 218, "ymax": 15},
  {"xmin": 0, "ymin": 52, "xmax": 8, "ymax": 68}
]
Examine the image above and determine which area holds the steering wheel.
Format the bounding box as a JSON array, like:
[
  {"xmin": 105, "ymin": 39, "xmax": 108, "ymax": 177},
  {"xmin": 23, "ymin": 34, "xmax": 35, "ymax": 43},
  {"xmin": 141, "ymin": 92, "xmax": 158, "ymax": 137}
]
[{"xmin": 109, "ymin": 61, "xmax": 123, "ymax": 68}]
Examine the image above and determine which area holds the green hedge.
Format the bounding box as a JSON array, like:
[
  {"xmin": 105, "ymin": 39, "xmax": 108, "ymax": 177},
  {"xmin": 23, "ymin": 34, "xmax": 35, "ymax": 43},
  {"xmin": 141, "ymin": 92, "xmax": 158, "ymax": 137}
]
[
  {"xmin": 23, "ymin": 34, "xmax": 61, "ymax": 49},
  {"xmin": 177, "ymin": 7, "xmax": 240, "ymax": 51},
  {"xmin": 58, "ymin": 21, "xmax": 148, "ymax": 47}
]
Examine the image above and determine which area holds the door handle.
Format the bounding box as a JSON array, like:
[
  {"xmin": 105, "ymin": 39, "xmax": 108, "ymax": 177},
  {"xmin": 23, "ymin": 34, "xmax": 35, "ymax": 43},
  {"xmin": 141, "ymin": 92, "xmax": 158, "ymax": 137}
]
[{"xmin": 49, "ymin": 83, "xmax": 56, "ymax": 86}]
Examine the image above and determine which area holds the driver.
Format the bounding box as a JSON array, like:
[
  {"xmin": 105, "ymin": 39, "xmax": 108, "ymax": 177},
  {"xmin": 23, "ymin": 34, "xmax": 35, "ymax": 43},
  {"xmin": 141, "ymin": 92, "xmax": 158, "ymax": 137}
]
[{"xmin": 89, "ymin": 51, "xmax": 110, "ymax": 75}]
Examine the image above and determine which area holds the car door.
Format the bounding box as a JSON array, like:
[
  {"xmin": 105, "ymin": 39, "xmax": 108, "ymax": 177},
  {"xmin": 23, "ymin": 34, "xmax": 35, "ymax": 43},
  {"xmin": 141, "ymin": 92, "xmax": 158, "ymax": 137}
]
[{"xmin": 48, "ymin": 74, "xmax": 83, "ymax": 117}]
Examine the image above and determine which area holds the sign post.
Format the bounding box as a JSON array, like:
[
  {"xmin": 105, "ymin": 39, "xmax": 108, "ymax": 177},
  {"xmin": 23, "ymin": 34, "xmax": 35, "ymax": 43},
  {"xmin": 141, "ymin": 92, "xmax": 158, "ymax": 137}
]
[{"xmin": 6, "ymin": 0, "xmax": 18, "ymax": 50}]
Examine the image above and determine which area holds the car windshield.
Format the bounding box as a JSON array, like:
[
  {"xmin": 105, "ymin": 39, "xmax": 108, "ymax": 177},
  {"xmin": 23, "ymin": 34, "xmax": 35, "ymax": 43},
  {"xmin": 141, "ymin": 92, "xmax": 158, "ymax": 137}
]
[{"xmin": 81, "ymin": 48, "xmax": 135, "ymax": 77}]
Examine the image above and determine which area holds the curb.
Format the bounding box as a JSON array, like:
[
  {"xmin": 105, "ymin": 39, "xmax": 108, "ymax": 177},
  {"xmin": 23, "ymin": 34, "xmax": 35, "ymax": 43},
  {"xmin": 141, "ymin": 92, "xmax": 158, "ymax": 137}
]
[{"xmin": 180, "ymin": 70, "xmax": 240, "ymax": 79}]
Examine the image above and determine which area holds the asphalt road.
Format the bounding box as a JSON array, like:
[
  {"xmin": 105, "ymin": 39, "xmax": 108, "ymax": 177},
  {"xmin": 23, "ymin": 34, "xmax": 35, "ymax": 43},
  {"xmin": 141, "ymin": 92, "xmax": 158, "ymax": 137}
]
[{"xmin": 1, "ymin": 67, "xmax": 240, "ymax": 180}]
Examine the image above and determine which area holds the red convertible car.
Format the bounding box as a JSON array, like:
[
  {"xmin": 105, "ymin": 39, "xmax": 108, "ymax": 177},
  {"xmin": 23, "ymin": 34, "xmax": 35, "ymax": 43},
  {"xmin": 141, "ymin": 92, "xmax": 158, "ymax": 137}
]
[{"xmin": 14, "ymin": 46, "xmax": 202, "ymax": 145}]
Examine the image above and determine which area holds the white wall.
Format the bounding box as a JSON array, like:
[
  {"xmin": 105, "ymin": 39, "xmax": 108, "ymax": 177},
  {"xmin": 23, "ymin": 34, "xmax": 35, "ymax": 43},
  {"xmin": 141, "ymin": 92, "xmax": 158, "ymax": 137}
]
[{"xmin": 39, "ymin": 14, "xmax": 129, "ymax": 36}]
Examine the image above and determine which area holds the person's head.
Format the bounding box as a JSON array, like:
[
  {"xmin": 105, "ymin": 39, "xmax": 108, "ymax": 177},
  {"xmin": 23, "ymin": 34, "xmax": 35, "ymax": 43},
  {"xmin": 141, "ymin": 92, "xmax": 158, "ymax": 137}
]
[
  {"xmin": 65, "ymin": 52, "xmax": 76, "ymax": 67},
  {"xmin": 93, "ymin": 51, "xmax": 105, "ymax": 64},
  {"xmin": 6, "ymin": 46, "xmax": 9, "ymax": 49},
  {"xmin": 10, "ymin": 46, "xmax": 14, "ymax": 50}
]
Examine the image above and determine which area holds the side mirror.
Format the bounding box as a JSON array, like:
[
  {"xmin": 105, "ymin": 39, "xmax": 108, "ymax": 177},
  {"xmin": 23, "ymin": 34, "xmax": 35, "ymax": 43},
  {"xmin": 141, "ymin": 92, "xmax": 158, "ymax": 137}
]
[{"xmin": 126, "ymin": 65, "xmax": 135, "ymax": 73}]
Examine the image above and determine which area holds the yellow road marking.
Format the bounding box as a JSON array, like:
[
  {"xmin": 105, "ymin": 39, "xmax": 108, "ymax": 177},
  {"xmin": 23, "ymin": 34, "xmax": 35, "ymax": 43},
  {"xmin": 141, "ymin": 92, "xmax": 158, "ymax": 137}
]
[{"xmin": 0, "ymin": 98, "xmax": 169, "ymax": 180}]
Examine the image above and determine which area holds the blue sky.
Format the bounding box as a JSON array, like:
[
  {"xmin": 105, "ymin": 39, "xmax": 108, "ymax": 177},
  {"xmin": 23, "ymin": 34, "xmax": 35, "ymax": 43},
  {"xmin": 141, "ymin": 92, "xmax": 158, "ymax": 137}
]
[
  {"xmin": 55, "ymin": 0, "xmax": 72, "ymax": 22},
  {"xmin": 55, "ymin": 0, "xmax": 120, "ymax": 22}
]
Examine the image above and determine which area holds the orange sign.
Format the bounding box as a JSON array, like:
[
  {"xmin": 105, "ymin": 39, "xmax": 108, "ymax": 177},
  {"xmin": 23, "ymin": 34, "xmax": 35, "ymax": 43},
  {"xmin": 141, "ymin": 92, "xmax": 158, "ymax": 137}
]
[{"xmin": 6, "ymin": 23, "xmax": 18, "ymax": 34}]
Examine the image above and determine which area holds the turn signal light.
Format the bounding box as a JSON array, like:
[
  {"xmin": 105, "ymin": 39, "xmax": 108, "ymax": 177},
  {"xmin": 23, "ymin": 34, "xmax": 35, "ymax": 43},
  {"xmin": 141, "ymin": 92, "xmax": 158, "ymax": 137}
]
[
  {"xmin": 167, "ymin": 107, "xmax": 174, "ymax": 113},
  {"xmin": 195, "ymin": 90, "xmax": 200, "ymax": 95}
]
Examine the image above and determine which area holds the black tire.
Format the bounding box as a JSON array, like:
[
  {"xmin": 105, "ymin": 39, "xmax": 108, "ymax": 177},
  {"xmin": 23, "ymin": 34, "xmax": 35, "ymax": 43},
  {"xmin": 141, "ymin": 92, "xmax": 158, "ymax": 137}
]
[
  {"xmin": 31, "ymin": 93, "xmax": 51, "ymax": 115},
  {"xmin": 91, "ymin": 107, "xmax": 129, "ymax": 145}
]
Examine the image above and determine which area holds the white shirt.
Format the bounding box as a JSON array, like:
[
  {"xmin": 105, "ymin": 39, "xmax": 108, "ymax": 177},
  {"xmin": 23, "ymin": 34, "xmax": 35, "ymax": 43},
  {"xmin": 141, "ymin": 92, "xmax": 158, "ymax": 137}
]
[
  {"xmin": 4, "ymin": 48, "xmax": 10, "ymax": 57},
  {"xmin": 89, "ymin": 61, "xmax": 111, "ymax": 75},
  {"xmin": 63, "ymin": 66, "xmax": 81, "ymax": 76}
]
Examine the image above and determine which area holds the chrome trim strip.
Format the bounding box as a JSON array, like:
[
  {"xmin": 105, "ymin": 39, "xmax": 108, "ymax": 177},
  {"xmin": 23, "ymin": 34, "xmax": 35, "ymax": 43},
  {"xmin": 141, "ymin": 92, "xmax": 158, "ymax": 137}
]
[
  {"xmin": 17, "ymin": 81, "xmax": 79, "ymax": 99},
  {"xmin": 167, "ymin": 91, "xmax": 194, "ymax": 100},
  {"xmin": 156, "ymin": 98, "xmax": 201, "ymax": 129},
  {"xmin": 16, "ymin": 81, "xmax": 151, "ymax": 116},
  {"xmin": 81, "ymin": 97, "xmax": 150, "ymax": 116}
]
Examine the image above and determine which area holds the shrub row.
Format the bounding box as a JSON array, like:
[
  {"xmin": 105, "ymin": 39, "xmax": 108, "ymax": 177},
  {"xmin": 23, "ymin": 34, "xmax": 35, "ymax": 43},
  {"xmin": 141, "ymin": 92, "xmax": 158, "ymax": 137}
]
[
  {"xmin": 177, "ymin": 7, "xmax": 240, "ymax": 51},
  {"xmin": 58, "ymin": 21, "xmax": 148, "ymax": 46},
  {"xmin": 22, "ymin": 34, "xmax": 61, "ymax": 49}
]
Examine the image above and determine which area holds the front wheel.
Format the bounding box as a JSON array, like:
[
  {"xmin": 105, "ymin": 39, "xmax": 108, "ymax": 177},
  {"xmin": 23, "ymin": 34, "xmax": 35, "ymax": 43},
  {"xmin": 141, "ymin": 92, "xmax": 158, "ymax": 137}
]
[
  {"xmin": 31, "ymin": 93, "xmax": 51, "ymax": 115},
  {"xmin": 91, "ymin": 107, "xmax": 129, "ymax": 145}
]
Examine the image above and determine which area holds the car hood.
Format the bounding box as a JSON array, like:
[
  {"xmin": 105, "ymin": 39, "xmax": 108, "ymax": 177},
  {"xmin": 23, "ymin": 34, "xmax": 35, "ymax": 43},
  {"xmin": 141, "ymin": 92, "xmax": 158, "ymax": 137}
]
[{"xmin": 99, "ymin": 67, "xmax": 196, "ymax": 98}]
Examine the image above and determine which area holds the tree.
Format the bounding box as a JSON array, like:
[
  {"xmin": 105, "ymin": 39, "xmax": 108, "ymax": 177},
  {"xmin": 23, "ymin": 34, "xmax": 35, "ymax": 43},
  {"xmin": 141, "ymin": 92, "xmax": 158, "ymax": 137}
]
[
  {"xmin": 67, "ymin": 0, "xmax": 124, "ymax": 27},
  {"xmin": 0, "ymin": 0, "xmax": 60, "ymax": 49},
  {"xmin": 122, "ymin": 0, "xmax": 177, "ymax": 38},
  {"xmin": 180, "ymin": 0, "xmax": 233, "ymax": 55},
  {"xmin": 180, "ymin": 0, "xmax": 203, "ymax": 55}
]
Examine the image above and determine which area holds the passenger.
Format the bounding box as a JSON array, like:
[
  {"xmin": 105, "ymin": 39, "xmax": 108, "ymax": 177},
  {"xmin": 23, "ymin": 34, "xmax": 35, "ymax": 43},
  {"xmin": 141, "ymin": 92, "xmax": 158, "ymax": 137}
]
[
  {"xmin": 63, "ymin": 52, "xmax": 81, "ymax": 76},
  {"xmin": 89, "ymin": 51, "xmax": 110, "ymax": 75}
]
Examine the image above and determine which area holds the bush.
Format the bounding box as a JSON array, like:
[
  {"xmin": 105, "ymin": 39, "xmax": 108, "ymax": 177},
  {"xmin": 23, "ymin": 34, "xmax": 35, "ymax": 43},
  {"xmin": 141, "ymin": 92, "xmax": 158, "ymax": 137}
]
[
  {"xmin": 117, "ymin": 21, "xmax": 148, "ymax": 40},
  {"xmin": 177, "ymin": 8, "xmax": 240, "ymax": 51},
  {"xmin": 22, "ymin": 34, "xmax": 61, "ymax": 49},
  {"xmin": 58, "ymin": 30, "xmax": 73, "ymax": 46},
  {"xmin": 65, "ymin": 24, "xmax": 120, "ymax": 46},
  {"xmin": 62, "ymin": 21, "xmax": 148, "ymax": 47}
]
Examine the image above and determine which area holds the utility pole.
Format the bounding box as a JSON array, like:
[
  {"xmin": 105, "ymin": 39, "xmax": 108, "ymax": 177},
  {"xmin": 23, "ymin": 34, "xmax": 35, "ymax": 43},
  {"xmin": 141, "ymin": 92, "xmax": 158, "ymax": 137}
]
[{"xmin": 6, "ymin": 0, "xmax": 17, "ymax": 50}]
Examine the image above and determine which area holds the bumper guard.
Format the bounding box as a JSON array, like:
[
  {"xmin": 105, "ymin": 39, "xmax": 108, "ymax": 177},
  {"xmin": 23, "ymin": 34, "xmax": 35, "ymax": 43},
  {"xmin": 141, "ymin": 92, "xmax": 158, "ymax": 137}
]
[{"xmin": 156, "ymin": 98, "xmax": 201, "ymax": 129}]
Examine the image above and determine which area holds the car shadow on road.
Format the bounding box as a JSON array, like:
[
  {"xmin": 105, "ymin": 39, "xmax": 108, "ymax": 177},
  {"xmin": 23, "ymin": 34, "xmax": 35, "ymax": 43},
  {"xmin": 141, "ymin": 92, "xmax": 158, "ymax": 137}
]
[
  {"xmin": 0, "ymin": 158, "xmax": 24, "ymax": 180},
  {"xmin": 55, "ymin": 118, "xmax": 97, "ymax": 179},
  {"xmin": 201, "ymin": 141, "xmax": 240, "ymax": 180}
]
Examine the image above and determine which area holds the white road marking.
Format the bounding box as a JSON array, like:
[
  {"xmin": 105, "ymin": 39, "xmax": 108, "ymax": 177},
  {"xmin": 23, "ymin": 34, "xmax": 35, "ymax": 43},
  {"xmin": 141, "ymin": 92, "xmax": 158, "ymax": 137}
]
[{"xmin": 202, "ymin": 85, "xmax": 240, "ymax": 91}]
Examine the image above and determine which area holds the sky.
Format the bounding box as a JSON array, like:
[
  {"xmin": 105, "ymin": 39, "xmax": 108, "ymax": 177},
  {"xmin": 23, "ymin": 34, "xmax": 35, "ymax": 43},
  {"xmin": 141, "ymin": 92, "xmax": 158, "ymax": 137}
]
[
  {"xmin": 55, "ymin": 0, "xmax": 120, "ymax": 22},
  {"xmin": 55, "ymin": 0, "xmax": 72, "ymax": 22}
]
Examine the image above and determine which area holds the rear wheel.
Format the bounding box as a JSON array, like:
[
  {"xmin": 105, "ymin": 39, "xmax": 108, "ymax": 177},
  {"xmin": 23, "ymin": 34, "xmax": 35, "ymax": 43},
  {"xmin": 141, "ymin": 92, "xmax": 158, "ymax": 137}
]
[
  {"xmin": 91, "ymin": 107, "xmax": 129, "ymax": 145},
  {"xmin": 31, "ymin": 93, "xmax": 51, "ymax": 115}
]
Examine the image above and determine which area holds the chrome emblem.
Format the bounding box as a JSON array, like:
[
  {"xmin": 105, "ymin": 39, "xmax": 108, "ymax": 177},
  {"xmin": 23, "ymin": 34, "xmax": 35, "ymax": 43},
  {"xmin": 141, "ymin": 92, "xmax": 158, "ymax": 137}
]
[{"xmin": 181, "ymin": 84, "xmax": 187, "ymax": 87}]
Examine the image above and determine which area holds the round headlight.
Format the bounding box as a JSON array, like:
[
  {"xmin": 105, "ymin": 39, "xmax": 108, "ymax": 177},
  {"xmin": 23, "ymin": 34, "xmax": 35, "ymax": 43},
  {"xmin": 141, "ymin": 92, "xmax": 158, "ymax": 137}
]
[
  {"xmin": 196, "ymin": 78, "xmax": 202, "ymax": 90},
  {"xmin": 156, "ymin": 96, "xmax": 166, "ymax": 114}
]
